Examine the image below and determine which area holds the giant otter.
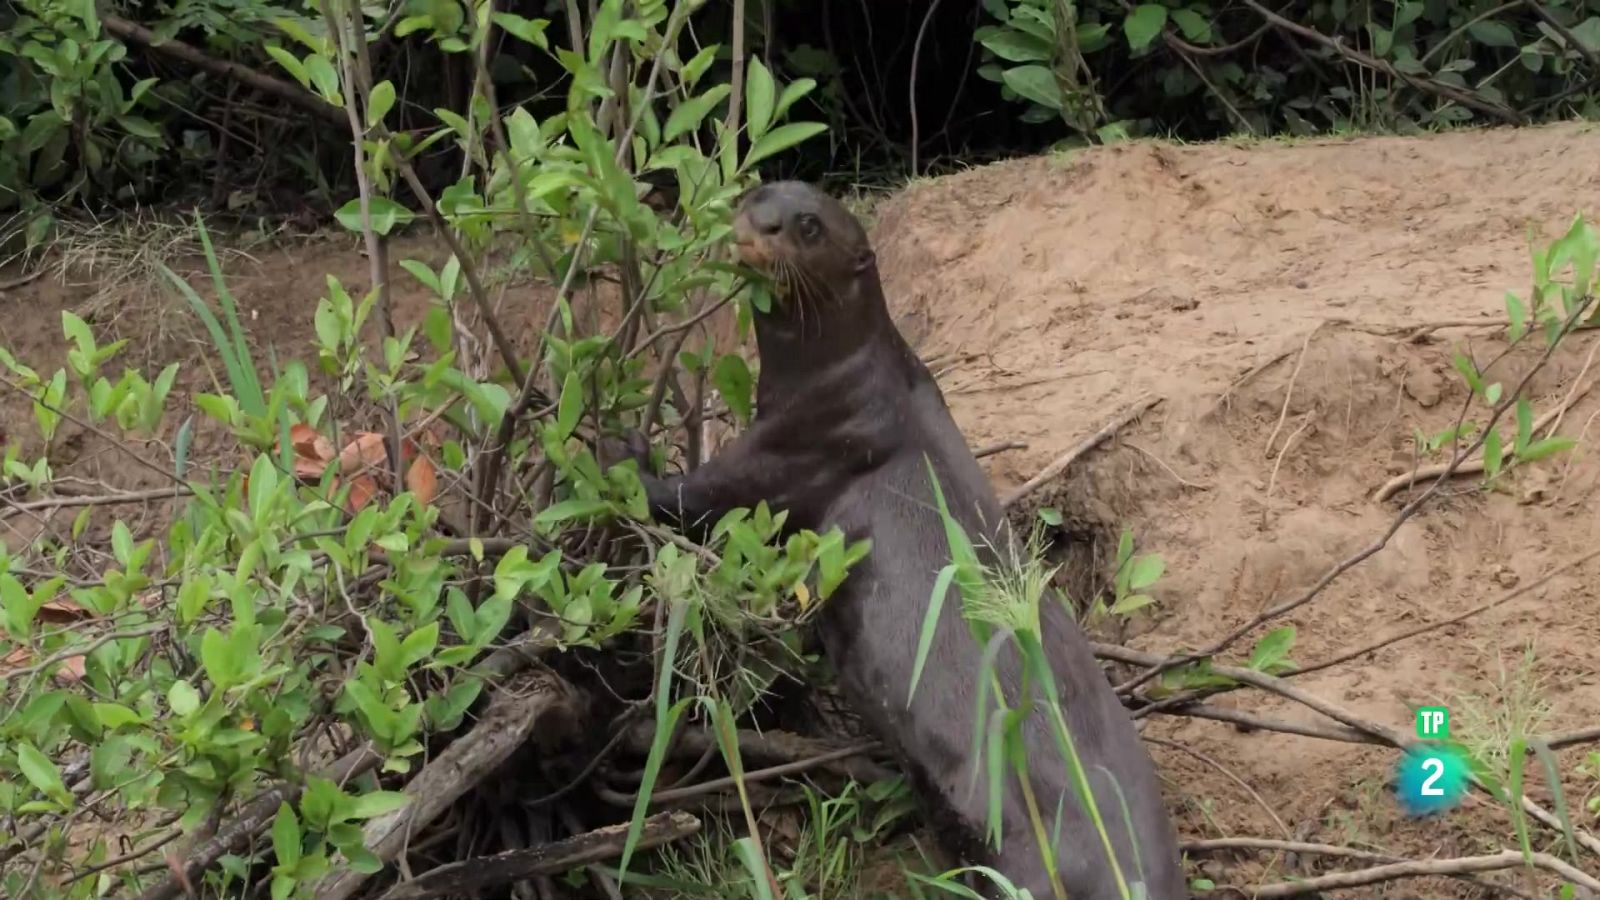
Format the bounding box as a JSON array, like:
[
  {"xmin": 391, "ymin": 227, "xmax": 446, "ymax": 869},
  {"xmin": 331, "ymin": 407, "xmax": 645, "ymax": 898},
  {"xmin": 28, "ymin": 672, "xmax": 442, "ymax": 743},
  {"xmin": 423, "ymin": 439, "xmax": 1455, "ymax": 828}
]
[{"xmin": 630, "ymin": 181, "xmax": 1184, "ymax": 900}]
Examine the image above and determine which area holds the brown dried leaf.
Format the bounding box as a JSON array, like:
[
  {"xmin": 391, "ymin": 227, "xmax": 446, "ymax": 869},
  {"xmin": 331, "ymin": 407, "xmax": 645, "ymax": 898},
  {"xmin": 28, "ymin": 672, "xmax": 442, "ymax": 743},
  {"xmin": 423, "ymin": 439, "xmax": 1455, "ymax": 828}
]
[
  {"xmin": 345, "ymin": 474, "xmax": 380, "ymax": 514},
  {"xmin": 405, "ymin": 453, "xmax": 439, "ymax": 505},
  {"xmin": 338, "ymin": 432, "xmax": 388, "ymax": 478}
]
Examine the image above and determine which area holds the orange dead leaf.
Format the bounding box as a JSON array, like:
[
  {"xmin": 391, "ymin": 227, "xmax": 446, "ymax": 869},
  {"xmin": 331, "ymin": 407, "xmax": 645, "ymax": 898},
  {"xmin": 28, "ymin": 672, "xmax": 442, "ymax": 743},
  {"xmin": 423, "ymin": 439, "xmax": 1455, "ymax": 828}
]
[
  {"xmin": 290, "ymin": 423, "xmax": 335, "ymax": 462},
  {"xmin": 405, "ymin": 453, "xmax": 439, "ymax": 505},
  {"xmin": 338, "ymin": 432, "xmax": 388, "ymax": 478},
  {"xmin": 36, "ymin": 597, "xmax": 88, "ymax": 625},
  {"xmin": 2, "ymin": 645, "xmax": 31, "ymax": 670},
  {"xmin": 278, "ymin": 424, "xmax": 337, "ymax": 481},
  {"xmin": 55, "ymin": 655, "xmax": 86, "ymax": 684},
  {"xmin": 345, "ymin": 473, "xmax": 380, "ymax": 514}
]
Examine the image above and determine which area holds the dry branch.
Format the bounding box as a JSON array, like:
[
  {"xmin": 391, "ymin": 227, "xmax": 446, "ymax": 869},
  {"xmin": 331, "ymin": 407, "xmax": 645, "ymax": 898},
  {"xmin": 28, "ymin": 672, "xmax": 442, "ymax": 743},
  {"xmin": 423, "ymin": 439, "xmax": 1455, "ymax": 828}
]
[
  {"xmin": 1240, "ymin": 0, "xmax": 1526, "ymax": 124},
  {"xmin": 1373, "ymin": 374, "xmax": 1598, "ymax": 501},
  {"xmin": 101, "ymin": 15, "xmax": 345, "ymax": 126},
  {"xmin": 306, "ymin": 668, "xmax": 581, "ymax": 900},
  {"xmin": 1001, "ymin": 396, "xmax": 1162, "ymax": 508},
  {"xmin": 376, "ymin": 811, "xmax": 701, "ymax": 900},
  {"xmin": 1242, "ymin": 849, "xmax": 1600, "ymax": 897},
  {"xmin": 622, "ymin": 722, "xmax": 895, "ymax": 785}
]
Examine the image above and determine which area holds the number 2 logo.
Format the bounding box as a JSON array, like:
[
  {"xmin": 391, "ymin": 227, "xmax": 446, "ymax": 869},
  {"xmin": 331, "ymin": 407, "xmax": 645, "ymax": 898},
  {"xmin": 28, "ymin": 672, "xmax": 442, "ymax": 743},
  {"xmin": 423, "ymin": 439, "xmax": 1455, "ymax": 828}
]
[{"xmin": 1419, "ymin": 757, "xmax": 1445, "ymax": 796}]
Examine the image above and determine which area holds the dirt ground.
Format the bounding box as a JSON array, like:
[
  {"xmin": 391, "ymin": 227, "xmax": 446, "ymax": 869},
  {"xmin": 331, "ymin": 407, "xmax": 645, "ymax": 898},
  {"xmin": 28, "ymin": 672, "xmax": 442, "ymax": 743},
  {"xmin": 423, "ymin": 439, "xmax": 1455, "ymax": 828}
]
[
  {"xmin": 873, "ymin": 121, "xmax": 1600, "ymax": 896},
  {"xmin": 5, "ymin": 121, "xmax": 1600, "ymax": 896}
]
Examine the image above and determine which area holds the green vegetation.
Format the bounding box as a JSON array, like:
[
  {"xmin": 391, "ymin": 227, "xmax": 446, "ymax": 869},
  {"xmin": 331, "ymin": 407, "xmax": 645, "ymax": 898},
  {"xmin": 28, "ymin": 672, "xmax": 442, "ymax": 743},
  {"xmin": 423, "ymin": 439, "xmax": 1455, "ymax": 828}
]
[{"xmin": 3, "ymin": 0, "xmax": 1600, "ymax": 896}]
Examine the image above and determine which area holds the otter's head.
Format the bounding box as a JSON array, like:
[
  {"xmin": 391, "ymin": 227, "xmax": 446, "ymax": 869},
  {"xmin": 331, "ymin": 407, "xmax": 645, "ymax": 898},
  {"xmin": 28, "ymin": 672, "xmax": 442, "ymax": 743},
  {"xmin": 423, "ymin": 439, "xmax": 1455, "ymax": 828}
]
[{"xmin": 732, "ymin": 181, "xmax": 879, "ymax": 328}]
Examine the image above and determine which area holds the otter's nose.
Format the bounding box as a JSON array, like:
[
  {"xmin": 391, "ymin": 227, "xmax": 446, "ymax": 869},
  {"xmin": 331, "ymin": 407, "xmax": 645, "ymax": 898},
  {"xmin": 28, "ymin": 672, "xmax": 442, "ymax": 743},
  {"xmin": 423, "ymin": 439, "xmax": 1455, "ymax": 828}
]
[{"xmin": 740, "ymin": 186, "xmax": 784, "ymax": 235}]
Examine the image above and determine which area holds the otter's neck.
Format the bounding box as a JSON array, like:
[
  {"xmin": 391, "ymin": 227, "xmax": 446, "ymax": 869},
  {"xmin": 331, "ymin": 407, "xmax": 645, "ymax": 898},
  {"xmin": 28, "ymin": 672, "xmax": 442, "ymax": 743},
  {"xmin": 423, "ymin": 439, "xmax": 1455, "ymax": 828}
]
[{"xmin": 751, "ymin": 278, "xmax": 916, "ymax": 408}]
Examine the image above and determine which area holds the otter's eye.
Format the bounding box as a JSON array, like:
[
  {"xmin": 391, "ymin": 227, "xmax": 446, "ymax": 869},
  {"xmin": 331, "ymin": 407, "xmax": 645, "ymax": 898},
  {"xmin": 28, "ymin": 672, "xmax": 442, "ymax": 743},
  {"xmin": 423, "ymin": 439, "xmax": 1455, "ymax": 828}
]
[{"xmin": 796, "ymin": 213, "xmax": 823, "ymax": 241}]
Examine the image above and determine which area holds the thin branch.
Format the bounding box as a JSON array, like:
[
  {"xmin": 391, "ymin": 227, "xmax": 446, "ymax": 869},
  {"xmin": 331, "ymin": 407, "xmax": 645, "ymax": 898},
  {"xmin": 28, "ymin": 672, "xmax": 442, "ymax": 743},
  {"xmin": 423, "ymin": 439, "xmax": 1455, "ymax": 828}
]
[
  {"xmin": 377, "ymin": 811, "xmax": 701, "ymax": 900},
  {"xmin": 101, "ymin": 14, "xmax": 345, "ymax": 126},
  {"xmin": 1241, "ymin": 0, "xmax": 1526, "ymax": 124},
  {"xmin": 1001, "ymin": 396, "xmax": 1162, "ymax": 508},
  {"xmin": 1242, "ymin": 849, "xmax": 1600, "ymax": 897}
]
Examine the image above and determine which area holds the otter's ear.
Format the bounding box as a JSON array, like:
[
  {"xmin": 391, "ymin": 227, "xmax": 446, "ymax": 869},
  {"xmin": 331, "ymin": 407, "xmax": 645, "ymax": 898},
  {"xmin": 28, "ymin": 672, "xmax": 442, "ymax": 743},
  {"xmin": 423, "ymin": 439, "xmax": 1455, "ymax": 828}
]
[{"xmin": 853, "ymin": 249, "xmax": 876, "ymax": 273}]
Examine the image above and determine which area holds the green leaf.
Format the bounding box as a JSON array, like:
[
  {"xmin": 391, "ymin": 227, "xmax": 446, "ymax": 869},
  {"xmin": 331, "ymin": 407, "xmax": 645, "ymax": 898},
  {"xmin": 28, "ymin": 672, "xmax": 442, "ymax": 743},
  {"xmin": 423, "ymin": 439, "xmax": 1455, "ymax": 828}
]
[
  {"xmin": 491, "ymin": 12, "xmax": 550, "ymax": 48},
  {"xmin": 17, "ymin": 742, "xmax": 69, "ymax": 803},
  {"xmin": 1170, "ymin": 9, "xmax": 1212, "ymax": 43},
  {"xmin": 1366, "ymin": 24, "xmax": 1393, "ymax": 57},
  {"xmin": 303, "ymin": 53, "xmax": 343, "ymax": 106},
  {"xmin": 1468, "ymin": 20, "xmax": 1518, "ymax": 48},
  {"xmin": 116, "ymin": 115, "xmax": 163, "ymax": 141},
  {"xmin": 399, "ymin": 622, "xmax": 439, "ymax": 670},
  {"xmin": 556, "ymin": 370, "xmax": 582, "ymax": 441},
  {"xmin": 1000, "ymin": 64, "xmax": 1063, "ymax": 110},
  {"xmin": 344, "ymin": 790, "xmax": 411, "ymax": 820},
  {"xmin": 731, "ymin": 837, "xmax": 777, "ymax": 900},
  {"xmin": 1505, "ymin": 291, "xmax": 1528, "ymax": 342},
  {"xmin": 742, "ymin": 122, "xmax": 828, "ymax": 170},
  {"xmin": 745, "ymin": 55, "xmax": 776, "ymax": 141},
  {"xmin": 1248, "ymin": 625, "xmax": 1296, "ymax": 672},
  {"xmin": 1109, "ymin": 592, "xmax": 1155, "ymax": 615},
  {"xmin": 201, "ymin": 626, "xmax": 236, "ymax": 690},
  {"xmin": 1517, "ymin": 436, "xmax": 1576, "ymax": 462},
  {"xmin": 167, "ymin": 680, "xmax": 201, "ymax": 716},
  {"xmin": 271, "ymin": 802, "xmax": 302, "ymax": 868},
  {"xmin": 976, "ymin": 25, "xmax": 1053, "ymax": 61},
  {"xmin": 1124, "ymin": 5, "xmax": 1169, "ymax": 50},
  {"xmin": 366, "ymin": 80, "xmax": 396, "ymax": 127},
  {"xmin": 909, "ymin": 564, "xmax": 958, "ymax": 705},
  {"xmin": 1514, "ymin": 398, "xmax": 1533, "ymax": 454},
  {"xmin": 712, "ymin": 354, "xmax": 754, "ymax": 424},
  {"xmin": 533, "ymin": 499, "xmax": 611, "ymax": 533},
  {"xmin": 663, "ymin": 84, "xmax": 731, "ymax": 143},
  {"xmin": 1483, "ymin": 428, "xmax": 1504, "ymax": 480},
  {"xmin": 680, "ymin": 43, "xmax": 720, "ymax": 87},
  {"xmin": 1127, "ymin": 554, "xmax": 1165, "ymax": 591},
  {"xmin": 264, "ymin": 46, "xmax": 310, "ymax": 88},
  {"xmin": 334, "ymin": 197, "xmax": 416, "ymax": 236},
  {"xmin": 248, "ymin": 453, "xmax": 278, "ymax": 521},
  {"xmin": 1485, "ymin": 382, "xmax": 1503, "ymax": 406}
]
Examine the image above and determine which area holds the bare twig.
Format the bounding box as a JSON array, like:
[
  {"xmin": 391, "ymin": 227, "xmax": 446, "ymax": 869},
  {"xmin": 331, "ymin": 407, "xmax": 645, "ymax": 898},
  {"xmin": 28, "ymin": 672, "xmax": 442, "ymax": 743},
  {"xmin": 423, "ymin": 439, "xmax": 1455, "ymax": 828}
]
[
  {"xmin": 1263, "ymin": 324, "xmax": 1322, "ymax": 458},
  {"xmin": 1150, "ymin": 702, "xmax": 1378, "ymax": 745},
  {"xmin": 1182, "ymin": 836, "xmax": 1397, "ymax": 862},
  {"xmin": 907, "ymin": 0, "xmax": 946, "ymax": 175},
  {"xmin": 0, "ymin": 486, "xmax": 191, "ymax": 519},
  {"xmin": 1373, "ymin": 373, "xmax": 1597, "ymax": 501},
  {"xmin": 974, "ymin": 439, "xmax": 1028, "ymax": 459},
  {"xmin": 1001, "ymin": 396, "xmax": 1162, "ymax": 508},
  {"xmin": 102, "ymin": 14, "xmax": 345, "ymax": 126},
  {"xmin": 618, "ymin": 741, "xmax": 880, "ymax": 806},
  {"xmin": 1241, "ymin": 0, "xmax": 1525, "ymax": 124},
  {"xmin": 1240, "ymin": 849, "xmax": 1600, "ymax": 897},
  {"xmin": 377, "ymin": 811, "xmax": 701, "ymax": 900},
  {"xmin": 0, "ymin": 268, "xmax": 46, "ymax": 292}
]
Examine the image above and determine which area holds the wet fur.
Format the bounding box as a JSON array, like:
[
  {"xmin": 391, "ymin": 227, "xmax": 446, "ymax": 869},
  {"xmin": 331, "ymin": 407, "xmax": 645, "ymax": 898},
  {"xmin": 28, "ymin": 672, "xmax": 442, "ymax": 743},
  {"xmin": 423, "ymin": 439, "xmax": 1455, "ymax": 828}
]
[{"xmin": 634, "ymin": 182, "xmax": 1185, "ymax": 900}]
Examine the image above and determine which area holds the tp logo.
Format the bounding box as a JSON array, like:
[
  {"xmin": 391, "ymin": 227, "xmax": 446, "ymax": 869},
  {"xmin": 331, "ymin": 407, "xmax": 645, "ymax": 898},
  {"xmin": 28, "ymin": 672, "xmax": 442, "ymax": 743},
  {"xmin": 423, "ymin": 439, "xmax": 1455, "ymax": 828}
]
[{"xmin": 1396, "ymin": 706, "xmax": 1468, "ymax": 817}]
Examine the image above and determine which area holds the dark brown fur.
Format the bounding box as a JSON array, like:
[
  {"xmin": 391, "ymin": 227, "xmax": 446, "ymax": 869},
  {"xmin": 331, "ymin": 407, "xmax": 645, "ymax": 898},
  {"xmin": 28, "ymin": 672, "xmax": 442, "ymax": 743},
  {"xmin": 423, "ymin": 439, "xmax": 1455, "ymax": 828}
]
[{"xmin": 633, "ymin": 182, "xmax": 1185, "ymax": 900}]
